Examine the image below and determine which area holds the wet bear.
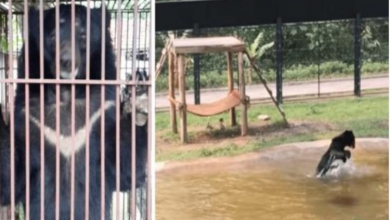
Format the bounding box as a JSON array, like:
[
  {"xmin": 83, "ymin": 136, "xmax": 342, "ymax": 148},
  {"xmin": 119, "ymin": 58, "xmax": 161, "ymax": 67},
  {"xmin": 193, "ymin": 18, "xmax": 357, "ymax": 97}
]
[{"xmin": 315, "ymin": 130, "xmax": 355, "ymax": 177}]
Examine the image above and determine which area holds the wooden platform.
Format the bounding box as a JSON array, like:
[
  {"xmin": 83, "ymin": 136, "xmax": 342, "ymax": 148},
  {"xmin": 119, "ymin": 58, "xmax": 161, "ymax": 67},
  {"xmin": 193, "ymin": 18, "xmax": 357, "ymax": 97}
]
[{"xmin": 171, "ymin": 36, "xmax": 246, "ymax": 54}]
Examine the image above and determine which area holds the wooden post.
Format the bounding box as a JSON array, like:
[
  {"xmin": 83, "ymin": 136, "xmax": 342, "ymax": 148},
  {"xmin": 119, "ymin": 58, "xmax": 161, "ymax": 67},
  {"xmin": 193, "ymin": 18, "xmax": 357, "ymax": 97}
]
[
  {"xmin": 178, "ymin": 55, "xmax": 187, "ymax": 143},
  {"xmin": 238, "ymin": 52, "xmax": 247, "ymax": 136},
  {"xmin": 226, "ymin": 52, "xmax": 236, "ymax": 126},
  {"xmin": 168, "ymin": 51, "xmax": 177, "ymax": 133}
]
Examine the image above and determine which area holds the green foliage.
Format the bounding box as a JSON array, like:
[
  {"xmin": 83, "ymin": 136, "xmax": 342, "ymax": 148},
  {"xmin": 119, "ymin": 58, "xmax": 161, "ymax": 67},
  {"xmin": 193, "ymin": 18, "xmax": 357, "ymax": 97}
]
[
  {"xmin": 0, "ymin": 17, "xmax": 23, "ymax": 53},
  {"xmin": 248, "ymin": 32, "xmax": 275, "ymax": 59},
  {"xmin": 244, "ymin": 31, "xmax": 274, "ymax": 68},
  {"xmin": 155, "ymin": 19, "xmax": 388, "ymax": 91}
]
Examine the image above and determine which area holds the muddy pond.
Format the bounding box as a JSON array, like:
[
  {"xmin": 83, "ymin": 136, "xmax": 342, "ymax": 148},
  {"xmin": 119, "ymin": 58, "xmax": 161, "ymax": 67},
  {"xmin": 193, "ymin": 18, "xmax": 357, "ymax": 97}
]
[{"xmin": 156, "ymin": 138, "xmax": 389, "ymax": 220}]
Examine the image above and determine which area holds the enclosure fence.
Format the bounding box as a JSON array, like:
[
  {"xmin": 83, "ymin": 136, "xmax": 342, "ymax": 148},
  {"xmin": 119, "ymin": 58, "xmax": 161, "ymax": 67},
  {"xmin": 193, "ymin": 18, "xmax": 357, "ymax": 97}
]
[{"xmin": 155, "ymin": 17, "xmax": 388, "ymax": 104}]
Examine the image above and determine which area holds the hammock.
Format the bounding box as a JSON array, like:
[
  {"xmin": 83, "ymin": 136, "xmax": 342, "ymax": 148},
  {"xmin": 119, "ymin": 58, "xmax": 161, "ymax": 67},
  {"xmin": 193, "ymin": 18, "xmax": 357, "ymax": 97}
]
[{"xmin": 168, "ymin": 90, "xmax": 242, "ymax": 117}]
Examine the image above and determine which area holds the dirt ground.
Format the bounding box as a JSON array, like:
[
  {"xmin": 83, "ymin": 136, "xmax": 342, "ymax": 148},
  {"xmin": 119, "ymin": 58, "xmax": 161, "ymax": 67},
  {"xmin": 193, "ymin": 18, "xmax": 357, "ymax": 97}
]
[{"xmin": 156, "ymin": 120, "xmax": 335, "ymax": 156}]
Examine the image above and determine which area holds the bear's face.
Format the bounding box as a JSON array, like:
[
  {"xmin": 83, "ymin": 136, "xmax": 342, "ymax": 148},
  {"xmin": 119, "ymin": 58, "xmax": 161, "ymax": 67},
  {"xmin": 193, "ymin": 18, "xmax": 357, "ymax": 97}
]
[
  {"xmin": 342, "ymin": 130, "xmax": 355, "ymax": 148},
  {"xmin": 29, "ymin": 5, "xmax": 110, "ymax": 80}
]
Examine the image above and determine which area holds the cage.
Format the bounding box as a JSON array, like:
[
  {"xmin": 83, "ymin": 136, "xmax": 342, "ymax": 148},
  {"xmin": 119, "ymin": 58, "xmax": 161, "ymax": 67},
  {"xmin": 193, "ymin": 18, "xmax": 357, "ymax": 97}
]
[{"xmin": 0, "ymin": 0, "xmax": 152, "ymax": 220}]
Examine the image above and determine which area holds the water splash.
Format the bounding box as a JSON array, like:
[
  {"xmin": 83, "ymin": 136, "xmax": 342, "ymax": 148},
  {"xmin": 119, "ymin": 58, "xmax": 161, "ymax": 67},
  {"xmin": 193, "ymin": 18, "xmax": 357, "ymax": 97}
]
[
  {"xmin": 305, "ymin": 159, "xmax": 358, "ymax": 180},
  {"xmin": 323, "ymin": 159, "xmax": 357, "ymax": 178},
  {"xmin": 312, "ymin": 158, "xmax": 377, "ymax": 182}
]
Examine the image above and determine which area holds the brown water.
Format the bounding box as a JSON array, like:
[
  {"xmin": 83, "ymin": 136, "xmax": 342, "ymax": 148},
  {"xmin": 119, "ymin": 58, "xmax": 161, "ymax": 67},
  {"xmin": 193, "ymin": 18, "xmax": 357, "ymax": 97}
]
[{"xmin": 156, "ymin": 139, "xmax": 389, "ymax": 220}]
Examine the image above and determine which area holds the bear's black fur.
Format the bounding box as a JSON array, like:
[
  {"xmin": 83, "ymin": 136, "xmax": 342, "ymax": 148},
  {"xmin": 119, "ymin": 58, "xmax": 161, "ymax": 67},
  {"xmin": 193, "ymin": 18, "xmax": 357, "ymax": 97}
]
[
  {"xmin": 0, "ymin": 4, "xmax": 147, "ymax": 220},
  {"xmin": 315, "ymin": 130, "xmax": 355, "ymax": 177}
]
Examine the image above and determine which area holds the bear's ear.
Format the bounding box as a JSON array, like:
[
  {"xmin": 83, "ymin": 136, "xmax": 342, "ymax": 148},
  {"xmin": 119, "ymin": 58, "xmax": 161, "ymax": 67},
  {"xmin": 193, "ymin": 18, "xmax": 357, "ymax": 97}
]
[{"xmin": 92, "ymin": 5, "xmax": 111, "ymax": 30}]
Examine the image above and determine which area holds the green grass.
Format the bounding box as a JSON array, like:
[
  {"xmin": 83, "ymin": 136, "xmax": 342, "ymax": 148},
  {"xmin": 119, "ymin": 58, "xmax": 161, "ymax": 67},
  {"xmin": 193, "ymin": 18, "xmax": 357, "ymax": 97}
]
[{"xmin": 156, "ymin": 95, "xmax": 389, "ymax": 162}]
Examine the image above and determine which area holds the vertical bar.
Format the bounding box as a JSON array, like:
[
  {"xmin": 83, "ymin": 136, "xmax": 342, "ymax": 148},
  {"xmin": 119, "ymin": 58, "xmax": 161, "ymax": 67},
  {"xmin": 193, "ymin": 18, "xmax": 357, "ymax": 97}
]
[
  {"xmin": 178, "ymin": 55, "xmax": 187, "ymax": 143},
  {"xmin": 317, "ymin": 23, "xmax": 321, "ymax": 98},
  {"xmin": 238, "ymin": 52, "xmax": 247, "ymax": 136},
  {"xmin": 131, "ymin": 1, "xmax": 138, "ymax": 78},
  {"xmin": 149, "ymin": 3, "xmax": 155, "ymax": 218},
  {"xmin": 100, "ymin": 1, "xmax": 107, "ymax": 219},
  {"xmin": 23, "ymin": 0, "xmax": 30, "ymax": 219},
  {"xmin": 276, "ymin": 17, "xmax": 283, "ymax": 104},
  {"xmin": 354, "ymin": 14, "xmax": 362, "ymax": 97},
  {"xmin": 3, "ymin": 15, "xmax": 8, "ymax": 125},
  {"xmin": 192, "ymin": 23, "xmax": 200, "ymax": 105},
  {"xmin": 317, "ymin": 61, "xmax": 320, "ymax": 97},
  {"xmin": 70, "ymin": 2, "xmax": 76, "ymax": 220},
  {"xmin": 6, "ymin": 0, "xmax": 15, "ymax": 219},
  {"xmin": 144, "ymin": 11, "xmax": 148, "ymax": 68},
  {"xmin": 226, "ymin": 52, "xmax": 236, "ymax": 126},
  {"xmin": 85, "ymin": 1, "xmax": 91, "ymax": 220},
  {"xmin": 137, "ymin": 8, "xmax": 142, "ymax": 71},
  {"xmin": 125, "ymin": 11, "xmax": 131, "ymax": 82},
  {"xmin": 39, "ymin": 0, "xmax": 46, "ymax": 219},
  {"xmin": 54, "ymin": 1, "xmax": 61, "ymax": 220},
  {"xmin": 3, "ymin": 14, "xmax": 9, "ymax": 124},
  {"xmin": 131, "ymin": 0, "xmax": 139, "ymax": 218},
  {"xmin": 115, "ymin": 1, "xmax": 123, "ymax": 220},
  {"xmin": 113, "ymin": 9, "xmax": 117, "ymax": 49}
]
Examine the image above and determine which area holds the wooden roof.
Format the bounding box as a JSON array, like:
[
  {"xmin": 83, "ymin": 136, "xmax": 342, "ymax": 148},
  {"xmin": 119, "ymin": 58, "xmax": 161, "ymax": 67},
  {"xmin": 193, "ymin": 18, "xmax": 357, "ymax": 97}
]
[{"xmin": 171, "ymin": 36, "xmax": 246, "ymax": 54}]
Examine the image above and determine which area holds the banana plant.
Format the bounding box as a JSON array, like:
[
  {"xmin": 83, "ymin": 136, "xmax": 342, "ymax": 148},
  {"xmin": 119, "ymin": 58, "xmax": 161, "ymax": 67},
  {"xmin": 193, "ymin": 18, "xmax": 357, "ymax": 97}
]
[{"xmin": 243, "ymin": 31, "xmax": 274, "ymax": 84}]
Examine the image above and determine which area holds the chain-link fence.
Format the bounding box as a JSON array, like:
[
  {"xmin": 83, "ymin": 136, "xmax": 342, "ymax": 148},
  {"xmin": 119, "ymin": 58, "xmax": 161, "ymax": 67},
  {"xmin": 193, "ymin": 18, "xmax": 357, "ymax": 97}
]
[{"xmin": 156, "ymin": 17, "xmax": 388, "ymax": 104}]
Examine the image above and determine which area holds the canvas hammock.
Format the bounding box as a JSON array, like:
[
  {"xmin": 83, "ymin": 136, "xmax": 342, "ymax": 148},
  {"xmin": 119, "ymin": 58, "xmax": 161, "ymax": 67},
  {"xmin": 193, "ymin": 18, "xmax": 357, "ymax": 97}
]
[{"xmin": 168, "ymin": 90, "xmax": 242, "ymax": 117}]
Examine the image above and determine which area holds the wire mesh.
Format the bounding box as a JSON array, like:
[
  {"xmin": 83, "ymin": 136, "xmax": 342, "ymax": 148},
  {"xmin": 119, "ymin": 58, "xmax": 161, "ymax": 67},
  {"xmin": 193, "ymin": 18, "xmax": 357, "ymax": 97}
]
[{"xmin": 155, "ymin": 17, "xmax": 388, "ymax": 99}]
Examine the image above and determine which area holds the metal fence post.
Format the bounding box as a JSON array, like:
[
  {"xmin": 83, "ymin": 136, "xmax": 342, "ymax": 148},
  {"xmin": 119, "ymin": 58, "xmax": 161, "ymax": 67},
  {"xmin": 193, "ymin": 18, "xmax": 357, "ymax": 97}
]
[
  {"xmin": 317, "ymin": 23, "xmax": 321, "ymax": 98},
  {"xmin": 193, "ymin": 23, "xmax": 201, "ymax": 104},
  {"xmin": 276, "ymin": 17, "xmax": 283, "ymax": 104},
  {"xmin": 354, "ymin": 14, "xmax": 362, "ymax": 97}
]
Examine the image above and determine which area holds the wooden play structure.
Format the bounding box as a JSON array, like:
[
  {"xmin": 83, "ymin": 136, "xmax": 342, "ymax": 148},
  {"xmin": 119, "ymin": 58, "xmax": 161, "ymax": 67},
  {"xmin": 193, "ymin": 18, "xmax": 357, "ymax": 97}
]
[
  {"xmin": 168, "ymin": 37, "xmax": 249, "ymax": 143},
  {"xmin": 156, "ymin": 36, "xmax": 287, "ymax": 144}
]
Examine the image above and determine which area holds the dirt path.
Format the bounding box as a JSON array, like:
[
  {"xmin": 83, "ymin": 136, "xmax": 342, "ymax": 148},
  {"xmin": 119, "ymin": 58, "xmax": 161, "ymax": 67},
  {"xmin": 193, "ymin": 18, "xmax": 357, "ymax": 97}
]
[
  {"xmin": 155, "ymin": 74, "xmax": 389, "ymax": 109},
  {"xmin": 156, "ymin": 120, "xmax": 334, "ymax": 155}
]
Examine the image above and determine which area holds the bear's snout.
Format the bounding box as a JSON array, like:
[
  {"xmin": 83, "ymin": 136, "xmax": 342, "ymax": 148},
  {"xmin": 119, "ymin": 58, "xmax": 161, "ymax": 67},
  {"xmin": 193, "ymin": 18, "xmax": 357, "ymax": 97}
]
[{"xmin": 59, "ymin": 40, "xmax": 80, "ymax": 79}]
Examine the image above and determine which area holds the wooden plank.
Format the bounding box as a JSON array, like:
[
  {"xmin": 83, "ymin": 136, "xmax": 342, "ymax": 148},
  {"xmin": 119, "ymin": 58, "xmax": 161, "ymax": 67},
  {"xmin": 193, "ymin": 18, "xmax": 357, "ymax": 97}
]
[
  {"xmin": 226, "ymin": 52, "xmax": 236, "ymax": 126},
  {"xmin": 168, "ymin": 51, "xmax": 178, "ymax": 134},
  {"xmin": 155, "ymin": 40, "xmax": 172, "ymax": 80},
  {"xmin": 178, "ymin": 55, "xmax": 188, "ymax": 143},
  {"xmin": 238, "ymin": 52, "xmax": 248, "ymax": 136},
  {"xmin": 244, "ymin": 50, "xmax": 288, "ymax": 125},
  {"xmin": 172, "ymin": 36, "xmax": 246, "ymax": 54}
]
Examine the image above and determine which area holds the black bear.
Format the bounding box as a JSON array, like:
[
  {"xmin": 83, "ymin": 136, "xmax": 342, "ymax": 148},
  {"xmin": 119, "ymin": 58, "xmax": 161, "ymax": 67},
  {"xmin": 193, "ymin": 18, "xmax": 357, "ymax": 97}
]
[
  {"xmin": 0, "ymin": 4, "xmax": 147, "ymax": 220},
  {"xmin": 315, "ymin": 130, "xmax": 355, "ymax": 177}
]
